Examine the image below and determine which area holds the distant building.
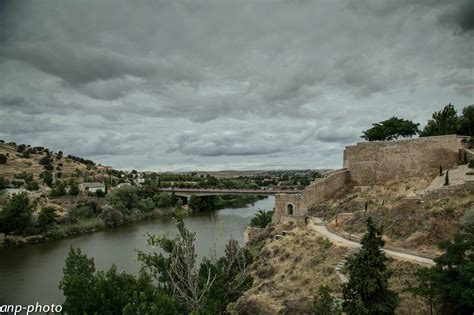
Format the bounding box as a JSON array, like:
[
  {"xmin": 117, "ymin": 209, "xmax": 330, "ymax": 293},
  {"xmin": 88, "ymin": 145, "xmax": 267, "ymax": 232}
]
[{"xmin": 79, "ymin": 182, "xmax": 105, "ymax": 194}]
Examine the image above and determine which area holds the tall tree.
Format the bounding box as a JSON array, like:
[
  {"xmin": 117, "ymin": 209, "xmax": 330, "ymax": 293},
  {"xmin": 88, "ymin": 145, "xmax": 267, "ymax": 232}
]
[
  {"xmin": 458, "ymin": 104, "xmax": 474, "ymax": 136},
  {"xmin": 342, "ymin": 217, "xmax": 398, "ymax": 314},
  {"xmin": 362, "ymin": 117, "xmax": 420, "ymax": 141},
  {"xmin": 420, "ymin": 103, "xmax": 459, "ymax": 137},
  {"xmin": 409, "ymin": 211, "xmax": 474, "ymax": 314},
  {"xmin": 0, "ymin": 192, "xmax": 32, "ymax": 234}
]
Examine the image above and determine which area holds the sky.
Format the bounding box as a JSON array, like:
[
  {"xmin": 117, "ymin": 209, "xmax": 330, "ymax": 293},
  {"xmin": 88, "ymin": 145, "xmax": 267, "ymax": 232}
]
[{"xmin": 0, "ymin": 0, "xmax": 473, "ymax": 171}]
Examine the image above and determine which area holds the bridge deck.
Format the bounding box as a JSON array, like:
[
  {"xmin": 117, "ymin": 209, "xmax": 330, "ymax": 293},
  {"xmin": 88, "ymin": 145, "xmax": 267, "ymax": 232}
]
[{"xmin": 156, "ymin": 188, "xmax": 303, "ymax": 196}]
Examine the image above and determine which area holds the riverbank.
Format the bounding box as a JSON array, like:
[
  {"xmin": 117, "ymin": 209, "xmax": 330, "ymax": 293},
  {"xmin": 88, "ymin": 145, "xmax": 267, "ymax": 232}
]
[
  {"xmin": 0, "ymin": 207, "xmax": 176, "ymax": 247},
  {"xmin": 0, "ymin": 195, "xmax": 269, "ymax": 247},
  {"xmin": 0, "ymin": 196, "xmax": 275, "ymax": 306}
]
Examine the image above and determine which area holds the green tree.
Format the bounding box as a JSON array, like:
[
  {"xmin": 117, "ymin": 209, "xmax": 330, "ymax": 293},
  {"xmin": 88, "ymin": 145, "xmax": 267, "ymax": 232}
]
[
  {"xmin": 312, "ymin": 285, "xmax": 342, "ymax": 315},
  {"xmin": 0, "ymin": 153, "xmax": 7, "ymax": 164},
  {"xmin": 0, "ymin": 176, "xmax": 7, "ymax": 190},
  {"xmin": 40, "ymin": 170, "xmax": 53, "ymax": 187},
  {"xmin": 60, "ymin": 247, "xmax": 100, "ymax": 314},
  {"xmin": 50, "ymin": 181, "xmax": 67, "ymax": 197},
  {"xmin": 420, "ymin": 104, "xmax": 459, "ymax": 137},
  {"xmin": 0, "ymin": 192, "xmax": 32, "ymax": 234},
  {"xmin": 249, "ymin": 210, "xmax": 273, "ymax": 228},
  {"xmin": 137, "ymin": 219, "xmax": 252, "ymax": 313},
  {"xmin": 342, "ymin": 217, "xmax": 398, "ymax": 314},
  {"xmin": 106, "ymin": 186, "xmax": 140, "ymax": 215},
  {"xmin": 38, "ymin": 207, "xmax": 58, "ymax": 231},
  {"xmin": 60, "ymin": 247, "xmax": 181, "ymax": 315},
  {"xmin": 458, "ymin": 105, "xmax": 474, "ymax": 136},
  {"xmin": 68, "ymin": 181, "xmax": 79, "ymax": 196},
  {"xmin": 409, "ymin": 217, "xmax": 474, "ymax": 314},
  {"xmin": 362, "ymin": 117, "xmax": 420, "ymax": 141},
  {"xmin": 98, "ymin": 206, "xmax": 124, "ymax": 227},
  {"xmin": 153, "ymin": 192, "xmax": 174, "ymax": 208}
]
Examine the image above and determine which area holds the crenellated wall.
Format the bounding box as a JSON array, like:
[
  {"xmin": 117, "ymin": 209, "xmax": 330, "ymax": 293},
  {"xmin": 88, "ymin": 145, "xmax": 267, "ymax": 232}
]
[{"xmin": 343, "ymin": 135, "xmax": 461, "ymax": 185}]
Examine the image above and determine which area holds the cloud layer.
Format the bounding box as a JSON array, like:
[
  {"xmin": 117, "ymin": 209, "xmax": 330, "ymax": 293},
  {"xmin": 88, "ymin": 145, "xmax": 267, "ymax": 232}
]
[{"xmin": 0, "ymin": 0, "xmax": 472, "ymax": 170}]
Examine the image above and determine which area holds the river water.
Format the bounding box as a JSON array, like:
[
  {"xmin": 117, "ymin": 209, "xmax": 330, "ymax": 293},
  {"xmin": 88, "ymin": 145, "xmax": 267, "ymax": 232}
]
[{"xmin": 0, "ymin": 196, "xmax": 274, "ymax": 306}]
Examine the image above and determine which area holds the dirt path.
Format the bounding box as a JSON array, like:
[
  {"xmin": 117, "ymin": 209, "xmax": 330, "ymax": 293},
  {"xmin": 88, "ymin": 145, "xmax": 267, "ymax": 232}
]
[{"xmin": 307, "ymin": 221, "xmax": 435, "ymax": 266}]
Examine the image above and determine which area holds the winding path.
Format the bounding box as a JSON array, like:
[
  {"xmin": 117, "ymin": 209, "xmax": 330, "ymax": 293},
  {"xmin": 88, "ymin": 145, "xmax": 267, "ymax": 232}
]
[{"xmin": 307, "ymin": 220, "xmax": 435, "ymax": 266}]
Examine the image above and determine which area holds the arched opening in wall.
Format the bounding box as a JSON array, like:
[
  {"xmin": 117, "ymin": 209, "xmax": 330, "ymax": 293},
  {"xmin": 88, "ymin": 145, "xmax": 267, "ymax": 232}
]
[{"xmin": 287, "ymin": 203, "xmax": 294, "ymax": 215}]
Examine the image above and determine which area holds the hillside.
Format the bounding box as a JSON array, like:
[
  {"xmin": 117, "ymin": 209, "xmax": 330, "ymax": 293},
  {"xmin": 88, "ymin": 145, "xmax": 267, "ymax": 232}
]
[{"xmin": 0, "ymin": 141, "xmax": 98, "ymax": 181}]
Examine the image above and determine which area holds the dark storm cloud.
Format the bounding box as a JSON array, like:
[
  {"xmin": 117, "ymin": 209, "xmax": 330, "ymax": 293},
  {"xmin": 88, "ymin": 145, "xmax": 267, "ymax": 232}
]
[{"xmin": 0, "ymin": 0, "xmax": 472, "ymax": 170}]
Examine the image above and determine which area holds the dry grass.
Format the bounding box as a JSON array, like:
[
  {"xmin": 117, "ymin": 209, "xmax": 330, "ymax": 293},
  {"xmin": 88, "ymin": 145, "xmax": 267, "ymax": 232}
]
[
  {"xmin": 0, "ymin": 143, "xmax": 89, "ymax": 180},
  {"xmin": 230, "ymin": 225, "xmax": 346, "ymax": 314},
  {"xmin": 319, "ymin": 180, "xmax": 473, "ymax": 254}
]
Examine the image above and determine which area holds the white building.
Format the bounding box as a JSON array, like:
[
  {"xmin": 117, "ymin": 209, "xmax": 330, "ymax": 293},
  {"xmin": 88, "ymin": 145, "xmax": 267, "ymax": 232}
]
[{"xmin": 79, "ymin": 182, "xmax": 106, "ymax": 194}]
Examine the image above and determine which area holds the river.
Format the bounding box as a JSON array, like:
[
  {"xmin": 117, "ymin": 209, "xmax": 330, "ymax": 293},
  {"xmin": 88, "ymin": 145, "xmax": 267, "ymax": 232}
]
[{"xmin": 0, "ymin": 196, "xmax": 274, "ymax": 306}]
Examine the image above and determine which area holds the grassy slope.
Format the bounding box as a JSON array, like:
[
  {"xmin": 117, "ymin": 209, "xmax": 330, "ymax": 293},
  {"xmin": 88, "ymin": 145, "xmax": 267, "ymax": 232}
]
[{"xmin": 0, "ymin": 143, "xmax": 89, "ymax": 180}]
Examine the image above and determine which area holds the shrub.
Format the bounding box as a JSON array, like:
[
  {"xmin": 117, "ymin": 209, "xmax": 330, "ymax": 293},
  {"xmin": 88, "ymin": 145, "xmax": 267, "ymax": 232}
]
[
  {"xmin": 249, "ymin": 210, "xmax": 273, "ymax": 228},
  {"xmin": 26, "ymin": 180, "xmax": 39, "ymax": 191},
  {"xmin": 39, "ymin": 155, "xmax": 52, "ymax": 165},
  {"xmin": 469, "ymin": 160, "xmax": 474, "ymax": 169},
  {"xmin": 0, "ymin": 154, "xmax": 7, "ymax": 164},
  {"xmin": 99, "ymin": 207, "xmax": 124, "ymax": 227},
  {"xmin": 71, "ymin": 206, "xmax": 95, "ymax": 219},
  {"xmin": 50, "ymin": 182, "xmax": 67, "ymax": 197},
  {"xmin": 38, "ymin": 207, "xmax": 58, "ymax": 231}
]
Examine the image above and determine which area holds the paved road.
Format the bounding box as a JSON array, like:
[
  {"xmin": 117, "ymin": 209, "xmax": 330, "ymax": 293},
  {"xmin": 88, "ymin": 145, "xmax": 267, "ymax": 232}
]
[{"xmin": 307, "ymin": 221, "xmax": 435, "ymax": 266}]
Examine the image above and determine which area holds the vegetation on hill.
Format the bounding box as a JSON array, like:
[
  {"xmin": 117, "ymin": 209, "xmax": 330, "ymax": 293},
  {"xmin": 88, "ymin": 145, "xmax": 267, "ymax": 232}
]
[
  {"xmin": 409, "ymin": 209, "xmax": 474, "ymax": 314},
  {"xmin": 59, "ymin": 219, "xmax": 253, "ymax": 314},
  {"xmin": 342, "ymin": 217, "xmax": 399, "ymax": 314},
  {"xmin": 249, "ymin": 210, "xmax": 273, "ymax": 228}
]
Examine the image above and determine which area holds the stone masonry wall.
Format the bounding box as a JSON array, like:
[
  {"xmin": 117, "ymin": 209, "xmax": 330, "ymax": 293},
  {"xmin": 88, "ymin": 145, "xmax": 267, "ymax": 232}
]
[
  {"xmin": 273, "ymin": 169, "xmax": 351, "ymax": 224},
  {"xmin": 343, "ymin": 135, "xmax": 461, "ymax": 185}
]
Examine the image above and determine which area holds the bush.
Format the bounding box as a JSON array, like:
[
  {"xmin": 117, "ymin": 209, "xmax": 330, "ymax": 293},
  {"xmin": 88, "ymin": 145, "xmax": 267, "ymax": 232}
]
[
  {"xmin": 249, "ymin": 210, "xmax": 273, "ymax": 228},
  {"xmin": 38, "ymin": 207, "xmax": 58, "ymax": 231},
  {"xmin": 43, "ymin": 163, "xmax": 54, "ymax": 171},
  {"xmin": 469, "ymin": 160, "xmax": 474, "ymax": 169},
  {"xmin": 50, "ymin": 182, "xmax": 67, "ymax": 197},
  {"xmin": 39, "ymin": 155, "xmax": 52, "ymax": 165},
  {"xmin": 99, "ymin": 207, "xmax": 124, "ymax": 227},
  {"xmin": 71, "ymin": 206, "xmax": 95, "ymax": 219},
  {"xmin": 0, "ymin": 154, "xmax": 7, "ymax": 164},
  {"xmin": 26, "ymin": 180, "xmax": 39, "ymax": 191},
  {"xmin": 68, "ymin": 182, "xmax": 79, "ymax": 196},
  {"xmin": 0, "ymin": 176, "xmax": 6, "ymax": 190}
]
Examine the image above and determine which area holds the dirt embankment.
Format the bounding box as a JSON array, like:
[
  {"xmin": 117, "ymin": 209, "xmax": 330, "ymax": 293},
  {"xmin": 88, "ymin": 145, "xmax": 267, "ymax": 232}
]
[
  {"xmin": 231, "ymin": 223, "xmax": 431, "ymax": 314},
  {"xmin": 310, "ymin": 179, "xmax": 473, "ymax": 254}
]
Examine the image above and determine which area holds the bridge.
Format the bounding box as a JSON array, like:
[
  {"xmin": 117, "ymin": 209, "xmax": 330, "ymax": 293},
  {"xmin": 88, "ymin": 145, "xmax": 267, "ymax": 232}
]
[{"xmin": 156, "ymin": 187, "xmax": 303, "ymax": 198}]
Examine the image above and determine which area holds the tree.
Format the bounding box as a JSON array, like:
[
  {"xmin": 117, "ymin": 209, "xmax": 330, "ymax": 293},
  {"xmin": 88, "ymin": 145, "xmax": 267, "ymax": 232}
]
[
  {"xmin": 68, "ymin": 181, "xmax": 79, "ymax": 196},
  {"xmin": 59, "ymin": 247, "xmax": 100, "ymax": 314},
  {"xmin": 409, "ymin": 217, "xmax": 474, "ymax": 314},
  {"xmin": 0, "ymin": 192, "xmax": 33, "ymax": 234},
  {"xmin": 50, "ymin": 182, "xmax": 67, "ymax": 197},
  {"xmin": 312, "ymin": 285, "xmax": 342, "ymax": 315},
  {"xmin": 458, "ymin": 105, "xmax": 474, "ymax": 136},
  {"xmin": 342, "ymin": 217, "xmax": 398, "ymax": 314},
  {"xmin": 38, "ymin": 207, "xmax": 58, "ymax": 231},
  {"xmin": 60, "ymin": 247, "xmax": 181, "ymax": 315},
  {"xmin": 0, "ymin": 176, "xmax": 7, "ymax": 190},
  {"xmin": 137, "ymin": 219, "xmax": 252, "ymax": 313},
  {"xmin": 362, "ymin": 117, "xmax": 420, "ymax": 141},
  {"xmin": 106, "ymin": 186, "xmax": 140, "ymax": 215},
  {"xmin": 98, "ymin": 206, "xmax": 124, "ymax": 227},
  {"xmin": 40, "ymin": 171, "xmax": 53, "ymax": 187},
  {"xmin": 420, "ymin": 104, "xmax": 459, "ymax": 137},
  {"xmin": 0, "ymin": 153, "xmax": 7, "ymax": 164},
  {"xmin": 249, "ymin": 210, "xmax": 273, "ymax": 228}
]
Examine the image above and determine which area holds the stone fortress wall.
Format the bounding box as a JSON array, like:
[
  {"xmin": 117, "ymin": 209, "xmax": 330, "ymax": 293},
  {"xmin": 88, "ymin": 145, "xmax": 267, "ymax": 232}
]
[
  {"xmin": 343, "ymin": 135, "xmax": 461, "ymax": 185},
  {"xmin": 273, "ymin": 135, "xmax": 465, "ymax": 224}
]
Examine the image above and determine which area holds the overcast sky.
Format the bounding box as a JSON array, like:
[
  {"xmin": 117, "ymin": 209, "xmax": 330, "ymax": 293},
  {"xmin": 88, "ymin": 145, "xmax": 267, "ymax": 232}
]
[{"xmin": 0, "ymin": 0, "xmax": 472, "ymax": 171}]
